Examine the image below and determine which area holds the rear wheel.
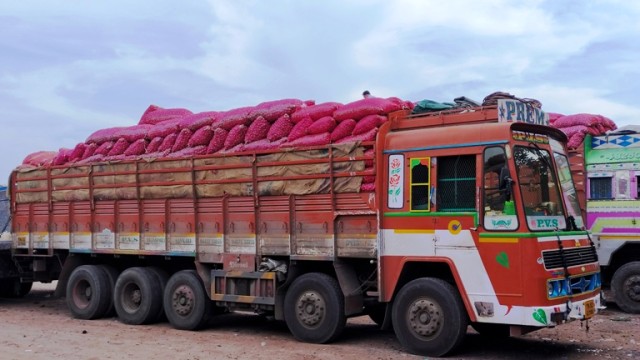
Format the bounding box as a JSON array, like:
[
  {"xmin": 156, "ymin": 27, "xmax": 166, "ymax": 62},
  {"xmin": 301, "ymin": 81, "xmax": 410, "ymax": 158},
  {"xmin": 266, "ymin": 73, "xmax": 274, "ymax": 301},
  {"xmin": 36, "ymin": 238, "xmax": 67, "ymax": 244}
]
[
  {"xmin": 114, "ymin": 267, "xmax": 162, "ymax": 325},
  {"xmin": 66, "ymin": 265, "xmax": 111, "ymax": 320},
  {"xmin": 0, "ymin": 278, "xmax": 33, "ymax": 298},
  {"xmin": 611, "ymin": 261, "xmax": 640, "ymax": 314},
  {"xmin": 392, "ymin": 278, "xmax": 468, "ymax": 357},
  {"xmin": 99, "ymin": 265, "xmax": 120, "ymax": 317},
  {"xmin": 284, "ymin": 273, "xmax": 346, "ymax": 344},
  {"xmin": 147, "ymin": 266, "xmax": 170, "ymax": 322},
  {"xmin": 164, "ymin": 270, "xmax": 211, "ymax": 330},
  {"xmin": 18, "ymin": 281, "xmax": 33, "ymax": 297}
]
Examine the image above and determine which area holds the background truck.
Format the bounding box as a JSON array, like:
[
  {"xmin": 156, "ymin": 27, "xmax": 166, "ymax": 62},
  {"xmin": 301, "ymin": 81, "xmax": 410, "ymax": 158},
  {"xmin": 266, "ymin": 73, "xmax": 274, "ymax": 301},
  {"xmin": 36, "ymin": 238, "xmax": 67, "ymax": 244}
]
[
  {"xmin": 0, "ymin": 184, "xmax": 32, "ymax": 298},
  {"xmin": 566, "ymin": 127, "xmax": 640, "ymax": 313},
  {"xmin": 7, "ymin": 96, "xmax": 602, "ymax": 357}
]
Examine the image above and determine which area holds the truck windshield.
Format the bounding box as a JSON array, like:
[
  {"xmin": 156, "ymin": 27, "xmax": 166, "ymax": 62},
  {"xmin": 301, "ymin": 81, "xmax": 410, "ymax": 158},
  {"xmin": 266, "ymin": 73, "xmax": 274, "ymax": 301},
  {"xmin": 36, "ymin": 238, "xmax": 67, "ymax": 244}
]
[
  {"xmin": 514, "ymin": 145, "xmax": 567, "ymax": 231},
  {"xmin": 549, "ymin": 139, "xmax": 585, "ymax": 229}
]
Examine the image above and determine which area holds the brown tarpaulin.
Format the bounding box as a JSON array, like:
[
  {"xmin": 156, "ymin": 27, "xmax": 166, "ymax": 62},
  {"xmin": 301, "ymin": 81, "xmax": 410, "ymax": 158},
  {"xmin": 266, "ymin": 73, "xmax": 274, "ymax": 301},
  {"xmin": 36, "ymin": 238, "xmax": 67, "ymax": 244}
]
[{"xmin": 14, "ymin": 143, "xmax": 366, "ymax": 202}]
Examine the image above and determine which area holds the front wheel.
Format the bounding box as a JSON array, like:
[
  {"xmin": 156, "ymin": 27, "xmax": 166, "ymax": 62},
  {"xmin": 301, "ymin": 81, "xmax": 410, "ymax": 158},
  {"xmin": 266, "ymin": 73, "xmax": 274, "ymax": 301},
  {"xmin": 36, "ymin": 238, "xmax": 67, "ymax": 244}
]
[
  {"xmin": 392, "ymin": 278, "xmax": 468, "ymax": 357},
  {"xmin": 284, "ymin": 273, "xmax": 346, "ymax": 344},
  {"xmin": 163, "ymin": 270, "xmax": 211, "ymax": 330},
  {"xmin": 611, "ymin": 261, "xmax": 640, "ymax": 314}
]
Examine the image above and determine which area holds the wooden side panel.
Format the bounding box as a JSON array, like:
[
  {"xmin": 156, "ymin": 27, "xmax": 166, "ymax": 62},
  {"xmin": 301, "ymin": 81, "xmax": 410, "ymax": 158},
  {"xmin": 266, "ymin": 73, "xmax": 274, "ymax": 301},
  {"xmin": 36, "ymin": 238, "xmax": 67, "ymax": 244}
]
[
  {"xmin": 13, "ymin": 203, "xmax": 30, "ymax": 250},
  {"xmin": 292, "ymin": 195, "xmax": 334, "ymax": 258},
  {"xmin": 141, "ymin": 200, "xmax": 166, "ymax": 252},
  {"xmin": 336, "ymin": 215, "xmax": 377, "ymax": 258},
  {"xmin": 258, "ymin": 196, "xmax": 291, "ymax": 256},
  {"xmin": 116, "ymin": 200, "xmax": 140, "ymax": 251},
  {"xmin": 70, "ymin": 202, "xmax": 92, "ymax": 250},
  {"xmin": 167, "ymin": 199, "xmax": 196, "ymax": 254},
  {"xmin": 94, "ymin": 201, "xmax": 116, "ymax": 250},
  {"xmin": 30, "ymin": 203, "xmax": 50, "ymax": 250},
  {"xmin": 51, "ymin": 202, "xmax": 70, "ymax": 249},
  {"xmin": 196, "ymin": 198, "xmax": 224, "ymax": 263},
  {"xmin": 224, "ymin": 197, "xmax": 256, "ymax": 271}
]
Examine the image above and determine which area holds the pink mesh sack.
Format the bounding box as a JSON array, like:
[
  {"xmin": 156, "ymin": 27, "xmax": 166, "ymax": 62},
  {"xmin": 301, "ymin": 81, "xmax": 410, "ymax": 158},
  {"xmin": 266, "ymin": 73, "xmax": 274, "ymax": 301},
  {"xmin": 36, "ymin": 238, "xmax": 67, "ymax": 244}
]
[
  {"xmin": 244, "ymin": 116, "xmax": 270, "ymax": 143},
  {"xmin": 267, "ymin": 114, "xmax": 294, "ymax": 141},
  {"xmin": 306, "ymin": 116, "xmax": 336, "ymax": 135}
]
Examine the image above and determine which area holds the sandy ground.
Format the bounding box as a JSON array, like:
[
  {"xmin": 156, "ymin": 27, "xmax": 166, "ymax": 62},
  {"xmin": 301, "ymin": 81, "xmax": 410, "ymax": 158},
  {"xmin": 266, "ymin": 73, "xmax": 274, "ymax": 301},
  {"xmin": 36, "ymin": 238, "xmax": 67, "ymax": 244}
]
[{"xmin": 0, "ymin": 283, "xmax": 638, "ymax": 360}]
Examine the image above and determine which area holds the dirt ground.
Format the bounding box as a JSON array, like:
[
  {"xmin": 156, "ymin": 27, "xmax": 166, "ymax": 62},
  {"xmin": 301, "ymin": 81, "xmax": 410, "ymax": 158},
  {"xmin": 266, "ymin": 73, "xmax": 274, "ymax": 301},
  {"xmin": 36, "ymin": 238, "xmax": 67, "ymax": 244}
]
[{"xmin": 0, "ymin": 283, "xmax": 638, "ymax": 360}]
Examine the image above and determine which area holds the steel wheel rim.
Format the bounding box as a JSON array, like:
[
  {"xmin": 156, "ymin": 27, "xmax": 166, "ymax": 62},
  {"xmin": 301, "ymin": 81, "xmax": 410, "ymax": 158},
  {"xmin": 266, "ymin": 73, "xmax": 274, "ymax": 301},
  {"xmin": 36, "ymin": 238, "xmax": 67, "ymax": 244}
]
[
  {"xmin": 122, "ymin": 282, "xmax": 142, "ymax": 313},
  {"xmin": 295, "ymin": 291, "xmax": 326, "ymax": 328},
  {"xmin": 406, "ymin": 298, "xmax": 444, "ymax": 339},
  {"xmin": 73, "ymin": 279, "xmax": 92, "ymax": 309},
  {"xmin": 623, "ymin": 275, "xmax": 640, "ymax": 302},
  {"xmin": 172, "ymin": 285, "xmax": 196, "ymax": 316}
]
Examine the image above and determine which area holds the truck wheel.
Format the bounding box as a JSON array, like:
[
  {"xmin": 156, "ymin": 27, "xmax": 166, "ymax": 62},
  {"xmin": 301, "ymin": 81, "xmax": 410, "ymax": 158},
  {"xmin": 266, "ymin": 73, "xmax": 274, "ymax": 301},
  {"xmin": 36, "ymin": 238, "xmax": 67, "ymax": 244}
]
[
  {"xmin": 163, "ymin": 270, "xmax": 211, "ymax": 330},
  {"xmin": 392, "ymin": 278, "xmax": 468, "ymax": 357},
  {"xmin": 284, "ymin": 273, "xmax": 346, "ymax": 344},
  {"xmin": 99, "ymin": 265, "xmax": 120, "ymax": 317},
  {"xmin": 114, "ymin": 267, "xmax": 162, "ymax": 325},
  {"xmin": 17, "ymin": 281, "xmax": 33, "ymax": 297},
  {"xmin": 611, "ymin": 261, "xmax": 640, "ymax": 314},
  {"xmin": 66, "ymin": 265, "xmax": 111, "ymax": 320},
  {"xmin": 147, "ymin": 266, "xmax": 170, "ymax": 322},
  {"xmin": 0, "ymin": 279, "xmax": 33, "ymax": 298}
]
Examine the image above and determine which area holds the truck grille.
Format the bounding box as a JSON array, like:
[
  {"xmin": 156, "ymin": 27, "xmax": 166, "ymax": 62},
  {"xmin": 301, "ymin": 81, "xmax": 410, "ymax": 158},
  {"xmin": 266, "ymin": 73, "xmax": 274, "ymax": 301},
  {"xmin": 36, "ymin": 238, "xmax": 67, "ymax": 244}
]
[{"xmin": 542, "ymin": 246, "xmax": 598, "ymax": 270}]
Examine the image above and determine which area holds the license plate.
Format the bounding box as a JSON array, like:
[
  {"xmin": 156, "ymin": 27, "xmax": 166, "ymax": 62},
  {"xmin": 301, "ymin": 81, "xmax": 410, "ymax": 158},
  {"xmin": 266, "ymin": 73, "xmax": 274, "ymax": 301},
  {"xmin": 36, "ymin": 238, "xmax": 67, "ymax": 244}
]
[{"xmin": 584, "ymin": 299, "xmax": 596, "ymax": 319}]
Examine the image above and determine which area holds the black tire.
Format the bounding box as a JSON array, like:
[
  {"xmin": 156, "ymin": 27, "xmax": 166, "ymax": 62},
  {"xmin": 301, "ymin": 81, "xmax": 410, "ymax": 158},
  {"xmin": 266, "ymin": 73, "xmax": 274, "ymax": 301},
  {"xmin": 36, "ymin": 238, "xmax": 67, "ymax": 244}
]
[
  {"xmin": 284, "ymin": 273, "xmax": 346, "ymax": 344},
  {"xmin": 17, "ymin": 281, "xmax": 33, "ymax": 297},
  {"xmin": 99, "ymin": 265, "xmax": 120, "ymax": 317},
  {"xmin": 392, "ymin": 278, "xmax": 468, "ymax": 357},
  {"xmin": 0, "ymin": 278, "xmax": 33, "ymax": 298},
  {"xmin": 163, "ymin": 270, "xmax": 211, "ymax": 330},
  {"xmin": 66, "ymin": 265, "xmax": 111, "ymax": 320},
  {"xmin": 611, "ymin": 261, "xmax": 640, "ymax": 314},
  {"xmin": 114, "ymin": 267, "xmax": 163, "ymax": 325},
  {"xmin": 470, "ymin": 322, "xmax": 510, "ymax": 338},
  {"xmin": 147, "ymin": 266, "xmax": 170, "ymax": 322}
]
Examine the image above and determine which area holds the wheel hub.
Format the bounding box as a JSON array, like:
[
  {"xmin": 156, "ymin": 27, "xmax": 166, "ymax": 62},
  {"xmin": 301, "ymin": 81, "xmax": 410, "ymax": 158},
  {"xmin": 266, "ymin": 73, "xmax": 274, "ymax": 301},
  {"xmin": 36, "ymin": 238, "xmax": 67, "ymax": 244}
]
[
  {"xmin": 624, "ymin": 275, "xmax": 640, "ymax": 302},
  {"xmin": 84, "ymin": 286, "xmax": 92, "ymax": 299},
  {"xmin": 296, "ymin": 291, "xmax": 325, "ymax": 327},
  {"xmin": 408, "ymin": 299, "xmax": 443, "ymax": 338},
  {"xmin": 131, "ymin": 289, "xmax": 142, "ymax": 305},
  {"xmin": 172, "ymin": 285, "xmax": 195, "ymax": 316}
]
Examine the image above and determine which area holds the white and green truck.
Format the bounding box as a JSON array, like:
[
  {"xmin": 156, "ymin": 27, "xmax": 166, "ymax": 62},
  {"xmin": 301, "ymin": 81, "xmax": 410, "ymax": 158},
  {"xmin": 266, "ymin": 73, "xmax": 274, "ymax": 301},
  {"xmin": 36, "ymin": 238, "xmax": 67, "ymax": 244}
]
[{"xmin": 569, "ymin": 127, "xmax": 640, "ymax": 313}]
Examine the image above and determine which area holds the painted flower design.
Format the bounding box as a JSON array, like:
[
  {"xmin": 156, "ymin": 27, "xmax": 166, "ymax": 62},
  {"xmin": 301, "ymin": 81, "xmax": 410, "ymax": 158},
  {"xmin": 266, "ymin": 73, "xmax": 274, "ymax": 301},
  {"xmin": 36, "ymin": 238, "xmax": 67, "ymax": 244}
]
[
  {"xmin": 391, "ymin": 158, "xmax": 401, "ymax": 169},
  {"xmin": 389, "ymin": 173, "xmax": 401, "ymax": 187}
]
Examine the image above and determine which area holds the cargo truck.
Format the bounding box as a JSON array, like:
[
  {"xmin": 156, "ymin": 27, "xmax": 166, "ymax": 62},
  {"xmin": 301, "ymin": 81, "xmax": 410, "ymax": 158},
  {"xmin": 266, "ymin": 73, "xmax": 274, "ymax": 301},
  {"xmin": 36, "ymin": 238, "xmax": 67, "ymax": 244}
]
[
  {"xmin": 567, "ymin": 128, "xmax": 640, "ymax": 313},
  {"xmin": 7, "ymin": 99, "xmax": 603, "ymax": 356}
]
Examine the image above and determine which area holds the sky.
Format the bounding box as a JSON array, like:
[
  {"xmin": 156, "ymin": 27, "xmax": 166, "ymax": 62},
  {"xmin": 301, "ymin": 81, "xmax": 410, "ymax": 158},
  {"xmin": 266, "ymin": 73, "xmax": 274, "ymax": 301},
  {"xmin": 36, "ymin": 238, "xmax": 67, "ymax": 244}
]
[{"xmin": 1, "ymin": 0, "xmax": 639, "ymax": 182}]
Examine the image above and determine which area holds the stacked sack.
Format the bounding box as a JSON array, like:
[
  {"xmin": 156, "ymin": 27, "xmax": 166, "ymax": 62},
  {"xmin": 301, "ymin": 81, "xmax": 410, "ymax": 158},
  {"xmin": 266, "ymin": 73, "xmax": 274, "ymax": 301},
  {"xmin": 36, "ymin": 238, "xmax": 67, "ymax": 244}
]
[
  {"xmin": 20, "ymin": 96, "xmax": 414, "ymax": 191},
  {"xmin": 549, "ymin": 113, "xmax": 617, "ymax": 149}
]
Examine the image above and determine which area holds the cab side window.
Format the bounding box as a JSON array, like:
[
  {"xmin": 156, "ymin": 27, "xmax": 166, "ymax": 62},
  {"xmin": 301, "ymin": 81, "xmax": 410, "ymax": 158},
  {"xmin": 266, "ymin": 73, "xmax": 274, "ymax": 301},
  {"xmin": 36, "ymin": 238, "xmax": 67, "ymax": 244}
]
[
  {"xmin": 437, "ymin": 155, "xmax": 476, "ymax": 212},
  {"xmin": 483, "ymin": 147, "xmax": 508, "ymax": 213},
  {"xmin": 410, "ymin": 158, "xmax": 431, "ymax": 211}
]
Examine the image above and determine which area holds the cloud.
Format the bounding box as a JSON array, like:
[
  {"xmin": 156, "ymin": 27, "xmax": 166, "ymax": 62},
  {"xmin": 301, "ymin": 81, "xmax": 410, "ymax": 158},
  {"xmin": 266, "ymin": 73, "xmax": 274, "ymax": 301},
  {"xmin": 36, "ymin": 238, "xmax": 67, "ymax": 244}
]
[{"xmin": 0, "ymin": 0, "xmax": 639, "ymax": 181}]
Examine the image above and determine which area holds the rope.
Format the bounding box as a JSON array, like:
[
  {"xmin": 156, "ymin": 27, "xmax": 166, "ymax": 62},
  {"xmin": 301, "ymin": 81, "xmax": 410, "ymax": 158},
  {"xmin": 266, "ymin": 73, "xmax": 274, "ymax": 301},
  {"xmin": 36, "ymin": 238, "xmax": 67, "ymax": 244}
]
[{"xmin": 482, "ymin": 91, "xmax": 542, "ymax": 109}]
